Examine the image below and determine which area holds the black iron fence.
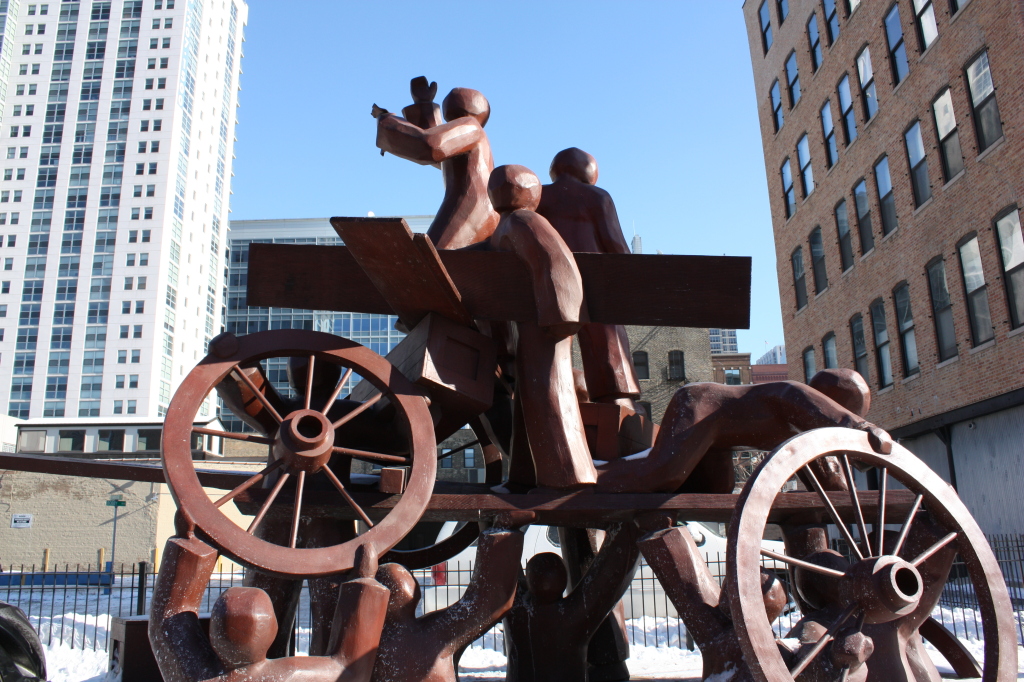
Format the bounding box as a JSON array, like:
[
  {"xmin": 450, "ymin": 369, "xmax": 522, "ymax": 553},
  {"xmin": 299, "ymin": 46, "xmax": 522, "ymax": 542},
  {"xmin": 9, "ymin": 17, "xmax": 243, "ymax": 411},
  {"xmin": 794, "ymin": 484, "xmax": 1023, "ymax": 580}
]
[{"xmin": 3, "ymin": 534, "xmax": 1024, "ymax": 656}]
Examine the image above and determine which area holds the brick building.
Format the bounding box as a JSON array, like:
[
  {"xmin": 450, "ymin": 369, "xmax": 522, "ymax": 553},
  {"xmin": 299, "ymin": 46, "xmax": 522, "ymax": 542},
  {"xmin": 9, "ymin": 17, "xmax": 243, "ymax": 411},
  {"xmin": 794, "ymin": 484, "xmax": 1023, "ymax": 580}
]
[
  {"xmin": 620, "ymin": 325, "xmax": 714, "ymax": 423},
  {"xmin": 743, "ymin": 0, "xmax": 1024, "ymax": 533}
]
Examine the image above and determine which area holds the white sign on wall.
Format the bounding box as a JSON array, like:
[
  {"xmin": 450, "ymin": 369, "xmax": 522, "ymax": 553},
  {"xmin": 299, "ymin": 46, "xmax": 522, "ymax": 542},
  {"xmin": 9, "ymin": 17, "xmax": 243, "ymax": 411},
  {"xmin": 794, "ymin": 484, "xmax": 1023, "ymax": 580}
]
[{"xmin": 11, "ymin": 514, "xmax": 32, "ymax": 529}]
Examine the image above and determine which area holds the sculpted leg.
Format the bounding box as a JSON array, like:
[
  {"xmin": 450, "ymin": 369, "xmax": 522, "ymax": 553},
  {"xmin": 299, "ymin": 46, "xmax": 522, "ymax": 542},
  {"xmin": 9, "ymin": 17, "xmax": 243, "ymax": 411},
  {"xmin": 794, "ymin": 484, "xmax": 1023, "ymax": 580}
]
[{"xmin": 577, "ymin": 323, "xmax": 641, "ymax": 404}]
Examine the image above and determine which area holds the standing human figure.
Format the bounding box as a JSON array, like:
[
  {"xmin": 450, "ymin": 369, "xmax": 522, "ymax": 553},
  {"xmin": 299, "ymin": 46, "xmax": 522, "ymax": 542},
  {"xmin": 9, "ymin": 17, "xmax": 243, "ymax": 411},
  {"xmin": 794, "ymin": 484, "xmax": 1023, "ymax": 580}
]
[
  {"xmin": 373, "ymin": 82, "xmax": 497, "ymax": 249},
  {"xmin": 503, "ymin": 522, "xmax": 640, "ymax": 682},
  {"xmin": 537, "ymin": 148, "xmax": 641, "ymax": 408}
]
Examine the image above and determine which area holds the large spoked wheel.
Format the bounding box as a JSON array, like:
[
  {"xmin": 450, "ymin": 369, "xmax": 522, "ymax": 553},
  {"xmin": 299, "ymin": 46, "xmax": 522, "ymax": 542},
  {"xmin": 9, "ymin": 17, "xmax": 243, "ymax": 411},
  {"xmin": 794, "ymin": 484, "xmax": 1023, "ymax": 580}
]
[
  {"xmin": 163, "ymin": 330, "xmax": 437, "ymax": 579},
  {"xmin": 726, "ymin": 427, "xmax": 1016, "ymax": 682}
]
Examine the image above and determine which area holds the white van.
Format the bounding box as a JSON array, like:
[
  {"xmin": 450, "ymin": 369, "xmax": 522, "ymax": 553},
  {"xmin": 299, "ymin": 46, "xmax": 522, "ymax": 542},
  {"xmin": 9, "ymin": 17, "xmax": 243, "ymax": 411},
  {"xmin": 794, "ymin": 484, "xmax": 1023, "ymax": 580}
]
[{"xmin": 418, "ymin": 522, "xmax": 786, "ymax": 617}]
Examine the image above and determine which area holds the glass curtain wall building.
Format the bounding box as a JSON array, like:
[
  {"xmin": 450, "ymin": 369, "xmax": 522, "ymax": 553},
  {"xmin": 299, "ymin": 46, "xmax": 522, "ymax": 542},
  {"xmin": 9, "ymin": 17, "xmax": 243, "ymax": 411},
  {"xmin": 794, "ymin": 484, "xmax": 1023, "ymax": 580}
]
[{"xmin": 221, "ymin": 216, "xmax": 429, "ymax": 432}]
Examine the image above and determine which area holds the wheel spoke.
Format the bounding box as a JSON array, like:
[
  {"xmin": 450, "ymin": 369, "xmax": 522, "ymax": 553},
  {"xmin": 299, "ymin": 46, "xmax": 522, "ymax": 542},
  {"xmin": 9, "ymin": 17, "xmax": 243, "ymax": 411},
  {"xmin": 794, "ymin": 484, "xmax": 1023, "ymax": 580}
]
[
  {"xmin": 232, "ymin": 365, "xmax": 284, "ymax": 424},
  {"xmin": 912, "ymin": 532, "xmax": 958, "ymax": 567},
  {"xmin": 789, "ymin": 603, "xmax": 858, "ymax": 677},
  {"xmin": 193, "ymin": 426, "xmax": 272, "ymax": 446},
  {"xmin": 321, "ymin": 465, "xmax": 374, "ymax": 528},
  {"xmin": 214, "ymin": 458, "xmax": 286, "ymax": 508},
  {"xmin": 321, "ymin": 366, "xmax": 354, "ymax": 414},
  {"xmin": 289, "ymin": 470, "xmax": 306, "ymax": 549},
  {"xmin": 331, "ymin": 392, "xmax": 383, "ymax": 429},
  {"xmin": 876, "ymin": 468, "xmax": 888, "ymax": 558},
  {"xmin": 303, "ymin": 354, "xmax": 315, "ymax": 410},
  {"xmin": 760, "ymin": 548, "xmax": 847, "ymax": 578},
  {"xmin": 333, "ymin": 446, "xmax": 410, "ymax": 465},
  {"xmin": 892, "ymin": 494, "xmax": 924, "ymax": 557},
  {"xmin": 841, "ymin": 454, "xmax": 871, "ymax": 558},
  {"xmin": 802, "ymin": 465, "xmax": 865, "ymax": 561},
  {"xmin": 246, "ymin": 469, "xmax": 291, "ymax": 535}
]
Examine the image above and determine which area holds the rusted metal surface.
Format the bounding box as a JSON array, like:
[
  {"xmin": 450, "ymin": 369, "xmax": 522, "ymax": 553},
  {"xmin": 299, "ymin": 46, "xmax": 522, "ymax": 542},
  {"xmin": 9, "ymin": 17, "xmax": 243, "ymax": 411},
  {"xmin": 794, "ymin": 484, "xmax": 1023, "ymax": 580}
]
[
  {"xmin": 162, "ymin": 330, "xmax": 437, "ymax": 579},
  {"xmin": 726, "ymin": 428, "xmax": 1017, "ymax": 682}
]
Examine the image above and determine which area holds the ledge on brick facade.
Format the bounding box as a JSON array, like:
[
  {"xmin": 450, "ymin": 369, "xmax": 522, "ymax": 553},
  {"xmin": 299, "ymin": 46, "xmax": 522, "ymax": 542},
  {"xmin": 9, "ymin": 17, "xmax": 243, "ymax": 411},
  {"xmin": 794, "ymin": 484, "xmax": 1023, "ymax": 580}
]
[
  {"xmin": 912, "ymin": 197, "xmax": 934, "ymax": 217},
  {"xmin": 880, "ymin": 227, "xmax": 899, "ymax": 244},
  {"xmin": 935, "ymin": 355, "xmax": 960, "ymax": 370},
  {"xmin": 950, "ymin": 0, "xmax": 974, "ymax": 24},
  {"xmin": 968, "ymin": 338, "xmax": 996, "ymax": 355},
  {"xmin": 1007, "ymin": 325, "xmax": 1024, "ymax": 339},
  {"xmin": 976, "ymin": 136, "xmax": 1006, "ymax": 163},
  {"xmin": 859, "ymin": 247, "xmax": 875, "ymax": 262},
  {"xmin": 877, "ymin": 384, "xmax": 894, "ymax": 396},
  {"xmin": 901, "ymin": 372, "xmax": 921, "ymax": 385},
  {"xmin": 941, "ymin": 169, "xmax": 966, "ymax": 190}
]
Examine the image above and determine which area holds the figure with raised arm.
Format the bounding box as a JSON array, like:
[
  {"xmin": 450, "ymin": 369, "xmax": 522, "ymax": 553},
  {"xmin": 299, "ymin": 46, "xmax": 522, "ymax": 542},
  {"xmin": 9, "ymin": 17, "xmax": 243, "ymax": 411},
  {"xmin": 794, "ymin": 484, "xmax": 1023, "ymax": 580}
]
[
  {"xmin": 149, "ymin": 519, "xmax": 389, "ymax": 682},
  {"xmin": 370, "ymin": 513, "xmax": 527, "ymax": 682},
  {"xmin": 502, "ymin": 522, "xmax": 639, "ymax": 682}
]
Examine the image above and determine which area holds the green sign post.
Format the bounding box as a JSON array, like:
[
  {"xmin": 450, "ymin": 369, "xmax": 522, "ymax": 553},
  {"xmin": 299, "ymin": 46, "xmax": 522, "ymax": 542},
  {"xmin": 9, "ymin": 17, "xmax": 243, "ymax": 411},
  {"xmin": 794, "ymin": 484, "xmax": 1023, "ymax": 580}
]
[{"xmin": 106, "ymin": 495, "xmax": 126, "ymax": 568}]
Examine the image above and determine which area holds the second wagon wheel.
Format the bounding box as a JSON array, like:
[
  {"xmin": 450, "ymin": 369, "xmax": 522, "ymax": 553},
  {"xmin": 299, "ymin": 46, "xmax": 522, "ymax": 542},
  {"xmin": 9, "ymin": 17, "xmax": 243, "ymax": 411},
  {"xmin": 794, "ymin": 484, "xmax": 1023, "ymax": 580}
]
[
  {"xmin": 163, "ymin": 330, "xmax": 437, "ymax": 579},
  {"xmin": 726, "ymin": 427, "xmax": 1017, "ymax": 682}
]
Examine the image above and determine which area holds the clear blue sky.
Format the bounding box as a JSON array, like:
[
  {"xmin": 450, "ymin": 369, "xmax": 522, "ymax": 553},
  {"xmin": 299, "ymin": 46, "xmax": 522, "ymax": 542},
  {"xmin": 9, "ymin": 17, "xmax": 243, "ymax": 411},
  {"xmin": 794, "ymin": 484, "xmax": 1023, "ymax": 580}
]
[{"xmin": 229, "ymin": 1, "xmax": 785, "ymax": 358}]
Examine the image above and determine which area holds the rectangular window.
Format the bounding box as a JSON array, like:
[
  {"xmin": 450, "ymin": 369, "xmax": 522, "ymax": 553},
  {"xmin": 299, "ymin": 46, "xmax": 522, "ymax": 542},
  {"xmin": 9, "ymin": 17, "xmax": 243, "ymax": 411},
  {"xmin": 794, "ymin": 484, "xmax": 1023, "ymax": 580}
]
[
  {"xmin": 905, "ymin": 122, "xmax": 931, "ymax": 207},
  {"xmin": 667, "ymin": 350, "xmax": 685, "ymax": 381},
  {"xmin": 874, "ymin": 156, "xmax": 897, "ymax": 235},
  {"xmin": 893, "ymin": 282, "xmax": 920, "ymax": 376},
  {"xmin": 913, "ymin": 0, "xmax": 938, "ymax": 51},
  {"xmin": 927, "ymin": 258, "xmax": 957, "ymax": 361},
  {"xmin": 884, "ymin": 6, "xmax": 910, "ymax": 86},
  {"xmin": 632, "ymin": 351, "xmax": 649, "ymax": 380},
  {"xmin": 850, "ymin": 314, "xmax": 869, "ymax": 381},
  {"xmin": 958, "ymin": 236, "xmax": 994, "ymax": 345},
  {"xmin": 819, "ymin": 0, "xmax": 835, "ymax": 41},
  {"xmin": 821, "ymin": 100, "xmax": 838, "ymax": 167},
  {"xmin": 792, "ymin": 246, "xmax": 807, "ymax": 309},
  {"xmin": 785, "ymin": 52, "xmax": 801, "ymax": 106},
  {"xmin": 869, "ymin": 299, "xmax": 893, "ymax": 387},
  {"xmin": 856, "ymin": 48, "xmax": 878, "ymax": 120},
  {"xmin": 853, "ymin": 180, "xmax": 874, "ymax": 254},
  {"xmin": 823, "ymin": 333, "xmax": 838, "ymax": 369},
  {"xmin": 966, "ymin": 51, "xmax": 1003, "ymax": 153},
  {"xmin": 781, "ymin": 159, "xmax": 795, "ymax": 219},
  {"xmin": 802, "ymin": 347, "xmax": 816, "ymax": 382},
  {"xmin": 770, "ymin": 81, "xmax": 784, "ymax": 132},
  {"xmin": 996, "ymin": 209, "xmax": 1024, "ymax": 329},
  {"xmin": 809, "ymin": 227, "xmax": 828, "ymax": 294},
  {"xmin": 807, "ymin": 15, "xmax": 822, "ymax": 71},
  {"xmin": 797, "ymin": 134, "xmax": 814, "ymax": 197},
  {"xmin": 838, "ymin": 76, "xmax": 857, "ymax": 144},
  {"xmin": 759, "ymin": 1, "xmax": 773, "ymax": 53},
  {"xmin": 932, "ymin": 89, "xmax": 964, "ymax": 181}
]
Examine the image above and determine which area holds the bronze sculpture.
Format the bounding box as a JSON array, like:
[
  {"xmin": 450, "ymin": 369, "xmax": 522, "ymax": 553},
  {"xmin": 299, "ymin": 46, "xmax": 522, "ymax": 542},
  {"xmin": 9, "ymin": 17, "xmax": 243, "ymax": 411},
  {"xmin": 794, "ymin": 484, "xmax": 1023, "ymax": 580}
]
[{"xmin": 120, "ymin": 74, "xmax": 1022, "ymax": 682}]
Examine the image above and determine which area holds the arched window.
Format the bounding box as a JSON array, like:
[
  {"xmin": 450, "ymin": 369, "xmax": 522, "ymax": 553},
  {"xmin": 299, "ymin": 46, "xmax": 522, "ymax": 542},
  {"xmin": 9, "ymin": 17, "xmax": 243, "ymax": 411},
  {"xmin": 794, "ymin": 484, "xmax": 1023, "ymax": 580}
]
[
  {"xmin": 667, "ymin": 350, "xmax": 685, "ymax": 381},
  {"xmin": 632, "ymin": 351, "xmax": 650, "ymax": 380}
]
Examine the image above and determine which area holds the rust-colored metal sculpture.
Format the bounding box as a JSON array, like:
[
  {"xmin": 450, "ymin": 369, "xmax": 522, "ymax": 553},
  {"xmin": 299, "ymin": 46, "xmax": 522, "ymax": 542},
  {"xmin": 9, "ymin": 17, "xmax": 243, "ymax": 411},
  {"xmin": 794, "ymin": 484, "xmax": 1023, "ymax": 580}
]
[
  {"xmin": 125, "ymin": 75, "xmax": 1020, "ymax": 682},
  {"xmin": 150, "ymin": 530, "xmax": 388, "ymax": 682},
  {"xmin": 373, "ymin": 518, "xmax": 527, "ymax": 682},
  {"xmin": 503, "ymin": 522, "xmax": 640, "ymax": 681}
]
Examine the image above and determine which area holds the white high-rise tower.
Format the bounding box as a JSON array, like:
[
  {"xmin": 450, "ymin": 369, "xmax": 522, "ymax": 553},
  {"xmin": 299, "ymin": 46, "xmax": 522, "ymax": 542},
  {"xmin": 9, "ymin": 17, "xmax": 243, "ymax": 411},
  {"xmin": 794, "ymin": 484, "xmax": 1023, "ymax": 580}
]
[{"xmin": 0, "ymin": 0, "xmax": 247, "ymax": 443}]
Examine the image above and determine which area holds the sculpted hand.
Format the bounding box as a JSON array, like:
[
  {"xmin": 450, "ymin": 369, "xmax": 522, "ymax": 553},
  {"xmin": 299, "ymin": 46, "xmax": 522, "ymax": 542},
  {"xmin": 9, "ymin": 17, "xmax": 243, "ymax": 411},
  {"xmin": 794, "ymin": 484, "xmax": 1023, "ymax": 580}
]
[
  {"xmin": 371, "ymin": 103, "xmax": 390, "ymax": 120},
  {"xmin": 857, "ymin": 421, "xmax": 893, "ymax": 454},
  {"xmin": 409, "ymin": 76, "xmax": 438, "ymax": 103}
]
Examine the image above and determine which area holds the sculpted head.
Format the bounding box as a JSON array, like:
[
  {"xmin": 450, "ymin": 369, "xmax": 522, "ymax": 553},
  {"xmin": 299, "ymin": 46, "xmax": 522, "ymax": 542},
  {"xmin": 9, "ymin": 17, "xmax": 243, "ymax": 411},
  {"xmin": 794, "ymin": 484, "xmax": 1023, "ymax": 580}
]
[
  {"xmin": 488, "ymin": 165, "xmax": 542, "ymax": 213},
  {"xmin": 809, "ymin": 368, "xmax": 872, "ymax": 417},
  {"xmin": 376, "ymin": 563, "xmax": 420, "ymax": 619},
  {"xmin": 549, "ymin": 147, "xmax": 598, "ymax": 185},
  {"xmin": 209, "ymin": 587, "xmax": 278, "ymax": 670},
  {"xmin": 525, "ymin": 552, "xmax": 568, "ymax": 604},
  {"xmin": 442, "ymin": 88, "xmax": 490, "ymax": 126}
]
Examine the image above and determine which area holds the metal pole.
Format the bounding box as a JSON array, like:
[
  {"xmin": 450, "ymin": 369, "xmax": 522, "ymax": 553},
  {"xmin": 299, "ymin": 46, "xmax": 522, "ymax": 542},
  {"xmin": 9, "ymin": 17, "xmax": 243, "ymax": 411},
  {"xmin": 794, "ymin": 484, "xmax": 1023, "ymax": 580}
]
[
  {"xmin": 136, "ymin": 562, "xmax": 148, "ymax": 615},
  {"xmin": 110, "ymin": 504, "xmax": 119, "ymax": 569}
]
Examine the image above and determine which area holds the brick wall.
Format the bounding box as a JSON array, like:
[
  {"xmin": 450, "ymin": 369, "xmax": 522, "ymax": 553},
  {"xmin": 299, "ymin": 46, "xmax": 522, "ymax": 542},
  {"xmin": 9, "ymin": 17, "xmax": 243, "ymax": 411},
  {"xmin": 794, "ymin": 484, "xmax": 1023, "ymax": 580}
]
[
  {"xmin": 622, "ymin": 326, "xmax": 714, "ymax": 424},
  {"xmin": 743, "ymin": 0, "xmax": 1024, "ymax": 430}
]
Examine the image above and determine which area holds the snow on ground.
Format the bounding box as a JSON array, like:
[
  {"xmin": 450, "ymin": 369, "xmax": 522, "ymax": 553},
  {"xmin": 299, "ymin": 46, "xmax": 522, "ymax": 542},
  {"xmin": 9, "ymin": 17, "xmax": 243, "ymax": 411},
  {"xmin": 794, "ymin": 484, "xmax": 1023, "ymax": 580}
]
[{"xmin": 43, "ymin": 642, "xmax": 116, "ymax": 682}]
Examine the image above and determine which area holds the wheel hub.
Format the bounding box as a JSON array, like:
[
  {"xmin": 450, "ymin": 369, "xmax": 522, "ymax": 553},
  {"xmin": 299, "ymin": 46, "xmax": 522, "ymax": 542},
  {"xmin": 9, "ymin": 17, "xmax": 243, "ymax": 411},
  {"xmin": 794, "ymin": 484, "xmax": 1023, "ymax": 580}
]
[
  {"xmin": 273, "ymin": 408, "xmax": 335, "ymax": 473},
  {"xmin": 841, "ymin": 555, "xmax": 923, "ymax": 623}
]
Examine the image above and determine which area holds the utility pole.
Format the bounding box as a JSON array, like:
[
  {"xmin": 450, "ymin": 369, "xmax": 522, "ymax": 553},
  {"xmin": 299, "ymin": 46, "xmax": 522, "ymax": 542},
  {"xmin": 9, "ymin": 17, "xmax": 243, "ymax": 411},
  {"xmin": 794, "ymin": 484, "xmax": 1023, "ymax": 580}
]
[{"xmin": 106, "ymin": 494, "xmax": 126, "ymax": 569}]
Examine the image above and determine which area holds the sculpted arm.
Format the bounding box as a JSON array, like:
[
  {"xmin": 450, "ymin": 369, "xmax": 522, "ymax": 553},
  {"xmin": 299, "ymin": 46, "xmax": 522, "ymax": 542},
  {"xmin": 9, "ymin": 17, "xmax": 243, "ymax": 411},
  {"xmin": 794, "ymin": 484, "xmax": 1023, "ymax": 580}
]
[
  {"xmin": 432, "ymin": 528, "xmax": 525, "ymax": 653},
  {"xmin": 566, "ymin": 522, "xmax": 640, "ymax": 634},
  {"xmin": 594, "ymin": 192, "xmax": 631, "ymax": 255},
  {"xmin": 376, "ymin": 115, "xmax": 484, "ymax": 165}
]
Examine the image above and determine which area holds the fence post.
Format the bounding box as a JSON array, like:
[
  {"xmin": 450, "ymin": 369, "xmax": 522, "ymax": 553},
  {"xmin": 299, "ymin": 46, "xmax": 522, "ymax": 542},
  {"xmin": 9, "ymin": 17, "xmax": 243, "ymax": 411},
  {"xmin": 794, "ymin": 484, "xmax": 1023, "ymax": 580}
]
[{"xmin": 136, "ymin": 561, "xmax": 149, "ymax": 616}]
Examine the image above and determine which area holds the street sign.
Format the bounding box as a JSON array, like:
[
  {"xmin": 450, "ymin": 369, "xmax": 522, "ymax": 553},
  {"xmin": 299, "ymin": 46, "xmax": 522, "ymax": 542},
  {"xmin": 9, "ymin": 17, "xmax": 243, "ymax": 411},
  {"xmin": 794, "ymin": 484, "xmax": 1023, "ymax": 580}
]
[
  {"xmin": 11, "ymin": 514, "xmax": 32, "ymax": 528},
  {"xmin": 106, "ymin": 499, "xmax": 126, "ymax": 507}
]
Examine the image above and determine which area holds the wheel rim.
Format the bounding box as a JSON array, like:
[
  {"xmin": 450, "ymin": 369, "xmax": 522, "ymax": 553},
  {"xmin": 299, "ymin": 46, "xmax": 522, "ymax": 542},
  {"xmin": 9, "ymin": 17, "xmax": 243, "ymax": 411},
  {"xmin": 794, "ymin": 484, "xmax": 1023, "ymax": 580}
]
[
  {"xmin": 162, "ymin": 330, "xmax": 436, "ymax": 579},
  {"xmin": 726, "ymin": 427, "xmax": 1016, "ymax": 682}
]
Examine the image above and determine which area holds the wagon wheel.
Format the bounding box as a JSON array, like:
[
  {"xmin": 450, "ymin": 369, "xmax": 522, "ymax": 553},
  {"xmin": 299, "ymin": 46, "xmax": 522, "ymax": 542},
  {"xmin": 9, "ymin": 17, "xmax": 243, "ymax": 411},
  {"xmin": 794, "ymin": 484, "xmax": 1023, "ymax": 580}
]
[
  {"xmin": 726, "ymin": 427, "xmax": 1016, "ymax": 682},
  {"xmin": 163, "ymin": 330, "xmax": 436, "ymax": 579}
]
